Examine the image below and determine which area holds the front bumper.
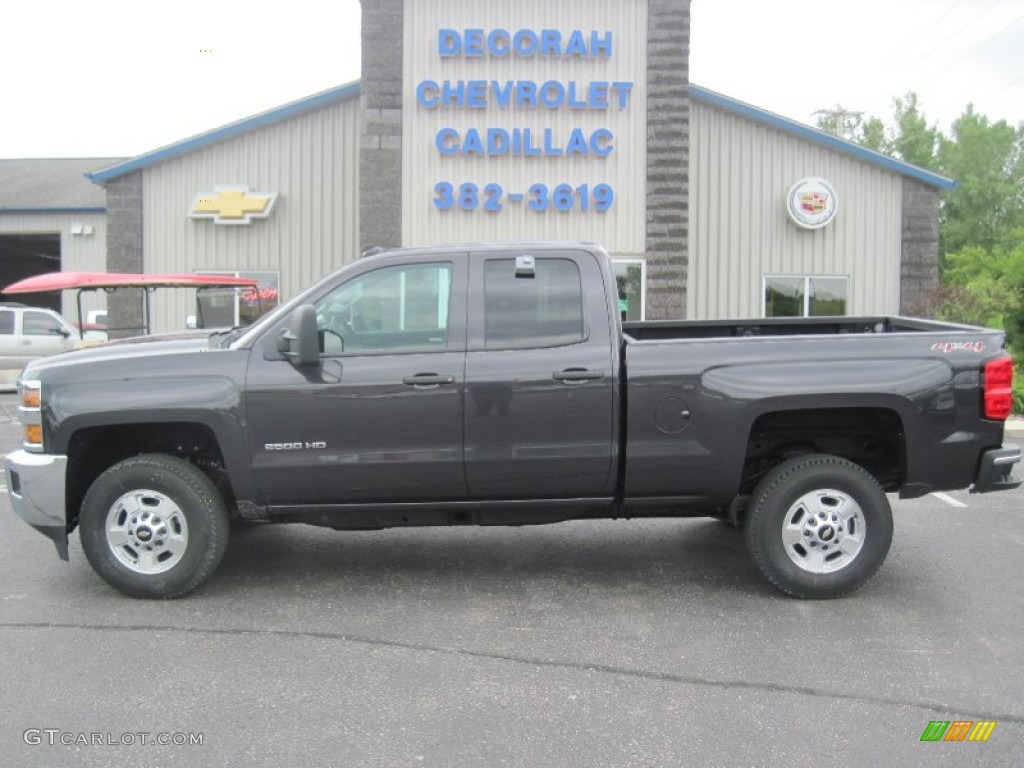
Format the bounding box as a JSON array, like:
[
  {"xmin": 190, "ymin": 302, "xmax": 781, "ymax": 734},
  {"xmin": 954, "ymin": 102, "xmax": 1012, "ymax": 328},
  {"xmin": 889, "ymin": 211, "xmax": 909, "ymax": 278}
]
[
  {"xmin": 5, "ymin": 449, "xmax": 69, "ymax": 560},
  {"xmin": 971, "ymin": 443, "xmax": 1022, "ymax": 493}
]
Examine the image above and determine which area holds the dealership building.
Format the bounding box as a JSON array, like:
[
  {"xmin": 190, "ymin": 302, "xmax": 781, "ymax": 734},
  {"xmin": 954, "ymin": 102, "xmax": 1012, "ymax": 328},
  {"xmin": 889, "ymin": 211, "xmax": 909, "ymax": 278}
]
[{"xmin": 1, "ymin": 0, "xmax": 954, "ymax": 334}]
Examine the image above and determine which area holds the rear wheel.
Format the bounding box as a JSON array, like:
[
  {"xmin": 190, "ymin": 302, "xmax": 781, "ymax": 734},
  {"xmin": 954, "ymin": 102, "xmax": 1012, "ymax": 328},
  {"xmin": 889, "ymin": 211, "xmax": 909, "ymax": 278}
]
[
  {"xmin": 79, "ymin": 454, "xmax": 229, "ymax": 598},
  {"xmin": 745, "ymin": 454, "xmax": 893, "ymax": 599}
]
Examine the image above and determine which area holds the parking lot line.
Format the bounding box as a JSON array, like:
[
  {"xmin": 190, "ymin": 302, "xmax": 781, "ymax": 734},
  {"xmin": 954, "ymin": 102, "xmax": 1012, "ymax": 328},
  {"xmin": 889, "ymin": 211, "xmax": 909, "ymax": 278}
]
[{"xmin": 931, "ymin": 492, "xmax": 968, "ymax": 508}]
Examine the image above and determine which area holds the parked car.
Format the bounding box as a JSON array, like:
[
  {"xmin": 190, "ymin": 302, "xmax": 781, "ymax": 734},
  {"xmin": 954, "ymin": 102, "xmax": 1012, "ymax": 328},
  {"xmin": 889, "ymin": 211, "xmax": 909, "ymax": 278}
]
[
  {"xmin": 0, "ymin": 303, "xmax": 77, "ymax": 390},
  {"xmin": 5, "ymin": 243, "xmax": 1021, "ymax": 599}
]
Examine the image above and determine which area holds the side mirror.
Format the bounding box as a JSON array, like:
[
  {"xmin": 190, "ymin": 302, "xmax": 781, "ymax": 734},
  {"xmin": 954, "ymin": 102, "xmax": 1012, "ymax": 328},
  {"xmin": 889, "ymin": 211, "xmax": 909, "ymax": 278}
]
[{"xmin": 278, "ymin": 304, "xmax": 320, "ymax": 366}]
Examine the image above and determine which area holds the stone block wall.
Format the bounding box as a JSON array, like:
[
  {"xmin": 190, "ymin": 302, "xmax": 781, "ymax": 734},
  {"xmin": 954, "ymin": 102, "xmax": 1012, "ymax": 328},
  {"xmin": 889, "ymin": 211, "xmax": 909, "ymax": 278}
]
[
  {"xmin": 900, "ymin": 179, "xmax": 941, "ymax": 314},
  {"xmin": 359, "ymin": 0, "xmax": 405, "ymax": 251},
  {"xmin": 645, "ymin": 0, "xmax": 690, "ymax": 319},
  {"xmin": 104, "ymin": 171, "xmax": 145, "ymax": 337}
]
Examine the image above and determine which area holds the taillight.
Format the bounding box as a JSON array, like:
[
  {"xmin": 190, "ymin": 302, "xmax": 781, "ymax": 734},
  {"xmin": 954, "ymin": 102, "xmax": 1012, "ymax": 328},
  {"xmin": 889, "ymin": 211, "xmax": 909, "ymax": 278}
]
[{"xmin": 983, "ymin": 356, "xmax": 1014, "ymax": 421}]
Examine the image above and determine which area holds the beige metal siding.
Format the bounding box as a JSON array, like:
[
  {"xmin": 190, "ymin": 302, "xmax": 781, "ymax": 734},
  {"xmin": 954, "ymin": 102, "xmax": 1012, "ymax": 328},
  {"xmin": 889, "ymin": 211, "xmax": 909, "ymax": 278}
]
[
  {"xmin": 142, "ymin": 96, "xmax": 360, "ymax": 333},
  {"xmin": 690, "ymin": 101, "xmax": 903, "ymax": 319},
  {"xmin": 0, "ymin": 212, "xmax": 109, "ymax": 320},
  {"xmin": 402, "ymin": 0, "xmax": 648, "ymax": 257}
]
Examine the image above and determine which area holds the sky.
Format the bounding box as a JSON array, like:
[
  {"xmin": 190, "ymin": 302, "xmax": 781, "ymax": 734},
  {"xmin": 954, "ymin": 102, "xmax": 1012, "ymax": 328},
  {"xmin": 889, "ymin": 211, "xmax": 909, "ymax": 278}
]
[{"xmin": 1, "ymin": 0, "xmax": 1022, "ymax": 159}]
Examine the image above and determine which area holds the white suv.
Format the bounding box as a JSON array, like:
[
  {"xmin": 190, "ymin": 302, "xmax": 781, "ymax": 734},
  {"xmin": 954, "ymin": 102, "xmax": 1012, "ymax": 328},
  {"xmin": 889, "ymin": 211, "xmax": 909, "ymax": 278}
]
[{"xmin": 0, "ymin": 304, "xmax": 78, "ymax": 389}]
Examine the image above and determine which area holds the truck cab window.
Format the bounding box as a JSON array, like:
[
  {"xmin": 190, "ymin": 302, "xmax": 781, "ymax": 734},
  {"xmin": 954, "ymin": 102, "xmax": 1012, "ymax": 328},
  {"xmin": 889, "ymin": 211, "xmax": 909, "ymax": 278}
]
[
  {"xmin": 314, "ymin": 262, "xmax": 452, "ymax": 354},
  {"xmin": 484, "ymin": 258, "xmax": 585, "ymax": 349}
]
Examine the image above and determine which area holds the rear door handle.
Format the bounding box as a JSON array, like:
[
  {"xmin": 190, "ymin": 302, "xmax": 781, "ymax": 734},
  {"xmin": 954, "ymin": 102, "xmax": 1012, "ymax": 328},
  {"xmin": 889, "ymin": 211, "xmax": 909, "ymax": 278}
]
[
  {"xmin": 552, "ymin": 369, "xmax": 605, "ymax": 382},
  {"xmin": 402, "ymin": 373, "xmax": 455, "ymax": 388}
]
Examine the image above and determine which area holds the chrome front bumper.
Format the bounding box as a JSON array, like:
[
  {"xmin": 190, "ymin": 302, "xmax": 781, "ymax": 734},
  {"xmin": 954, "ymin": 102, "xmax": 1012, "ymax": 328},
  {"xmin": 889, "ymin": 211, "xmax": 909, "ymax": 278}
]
[{"xmin": 5, "ymin": 449, "xmax": 69, "ymax": 559}]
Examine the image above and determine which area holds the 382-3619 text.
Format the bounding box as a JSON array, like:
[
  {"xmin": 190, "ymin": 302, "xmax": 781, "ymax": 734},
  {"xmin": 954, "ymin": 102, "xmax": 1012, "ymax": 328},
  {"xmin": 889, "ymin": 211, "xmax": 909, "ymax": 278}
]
[{"xmin": 433, "ymin": 182, "xmax": 614, "ymax": 213}]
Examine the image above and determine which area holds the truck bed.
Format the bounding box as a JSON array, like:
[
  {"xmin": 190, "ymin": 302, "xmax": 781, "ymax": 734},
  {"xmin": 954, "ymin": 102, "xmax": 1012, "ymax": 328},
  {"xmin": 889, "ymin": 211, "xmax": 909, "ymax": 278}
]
[{"xmin": 624, "ymin": 316, "xmax": 982, "ymax": 340}]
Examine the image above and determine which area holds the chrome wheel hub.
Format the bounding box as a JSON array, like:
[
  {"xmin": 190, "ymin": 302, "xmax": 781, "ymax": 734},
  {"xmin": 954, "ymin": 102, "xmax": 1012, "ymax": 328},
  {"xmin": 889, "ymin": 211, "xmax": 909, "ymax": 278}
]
[
  {"xmin": 781, "ymin": 489, "xmax": 865, "ymax": 574},
  {"xmin": 105, "ymin": 490, "xmax": 189, "ymax": 574}
]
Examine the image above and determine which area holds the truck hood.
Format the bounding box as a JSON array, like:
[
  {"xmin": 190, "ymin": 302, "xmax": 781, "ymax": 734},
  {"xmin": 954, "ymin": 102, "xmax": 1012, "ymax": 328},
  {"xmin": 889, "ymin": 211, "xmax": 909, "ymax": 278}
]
[{"xmin": 21, "ymin": 330, "xmax": 228, "ymax": 379}]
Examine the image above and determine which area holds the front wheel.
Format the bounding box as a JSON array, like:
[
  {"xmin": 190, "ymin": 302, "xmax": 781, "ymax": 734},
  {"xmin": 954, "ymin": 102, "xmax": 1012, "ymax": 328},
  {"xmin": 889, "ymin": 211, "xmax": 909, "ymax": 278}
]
[
  {"xmin": 745, "ymin": 454, "xmax": 893, "ymax": 599},
  {"xmin": 79, "ymin": 454, "xmax": 230, "ymax": 598}
]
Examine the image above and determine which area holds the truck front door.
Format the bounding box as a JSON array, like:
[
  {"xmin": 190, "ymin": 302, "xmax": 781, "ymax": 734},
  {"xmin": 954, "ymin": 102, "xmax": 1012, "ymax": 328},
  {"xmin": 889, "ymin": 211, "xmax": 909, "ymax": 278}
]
[{"xmin": 244, "ymin": 255, "xmax": 468, "ymax": 505}]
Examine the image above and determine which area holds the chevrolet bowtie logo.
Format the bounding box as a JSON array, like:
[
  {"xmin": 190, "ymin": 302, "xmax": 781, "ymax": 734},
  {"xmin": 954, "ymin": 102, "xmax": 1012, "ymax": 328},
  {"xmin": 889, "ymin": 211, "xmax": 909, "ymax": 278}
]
[{"xmin": 189, "ymin": 186, "xmax": 278, "ymax": 225}]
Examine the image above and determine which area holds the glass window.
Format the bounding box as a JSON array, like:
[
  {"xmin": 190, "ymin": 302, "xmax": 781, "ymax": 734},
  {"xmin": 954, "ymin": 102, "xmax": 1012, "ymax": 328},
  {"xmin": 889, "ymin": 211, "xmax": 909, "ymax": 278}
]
[
  {"xmin": 314, "ymin": 262, "xmax": 452, "ymax": 355},
  {"xmin": 809, "ymin": 277, "xmax": 847, "ymax": 316},
  {"xmin": 0, "ymin": 310, "xmax": 13, "ymax": 335},
  {"xmin": 23, "ymin": 311, "xmax": 67, "ymax": 336},
  {"xmin": 484, "ymin": 258, "xmax": 584, "ymax": 349},
  {"xmin": 764, "ymin": 277, "xmax": 806, "ymax": 318},
  {"xmin": 764, "ymin": 276, "xmax": 848, "ymax": 317},
  {"xmin": 196, "ymin": 270, "xmax": 280, "ymax": 328},
  {"xmin": 612, "ymin": 260, "xmax": 645, "ymax": 321}
]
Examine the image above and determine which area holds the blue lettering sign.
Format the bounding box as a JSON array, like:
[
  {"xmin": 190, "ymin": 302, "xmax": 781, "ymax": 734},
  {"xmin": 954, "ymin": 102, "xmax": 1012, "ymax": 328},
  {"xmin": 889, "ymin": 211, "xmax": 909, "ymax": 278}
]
[
  {"xmin": 416, "ymin": 80, "xmax": 439, "ymax": 108},
  {"xmin": 464, "ymin": 28, "xmax": 485, "ymax": 57},
  {"xmin": 541, "ymin": 30, "xmax": 562, "ymax": 56},
  {"xmin": 513, "ymin": 30, "xmax": 539, "ymax": 56},
  {"xmin": 610, "ymin": 81, "xmax": 634, "ymax": 109},
  {"xmin": 515, "ymin": 81, "xmax": 537, "ymax": 108},
  {"xmin": 438, "ymin": 29, "xmax": 459, "ymax": 56},
  {"xmin": 591, "ymin": 129, "xmax": 613, "ymax": 156},
  {"xmin": 588, "ymin": 82, "xmax": 609, "ymax": 109},
  {"xmin": 540, "ymin": 81, "xmax": 565, "ymax": 109},
  {"xmin": 491, "ymin": 80, "xmax": 513, "ymax": 107},
  {"xmin": 591, "ymin": 31, "xmax": 612, "ymax": 58},
  {"xmin": 441, "ymin": 80, "xmax": 465, "ymax": 107},
  {"xmin": 487, "ymin": 129, "xmax": 509, "ymax": 154},
  {"xmin": 462, "ymin": 128, "xmax": 484, "ymax": 155},
  {"xmin": 466, "ymin": 80, "xmax": 487, "ymax": 108},
  {"xmin": 487, "ymin": 29, "xmax": 510, "ymax": 56},
  {"xmin": 436, "ymin": 128, "xmax": 459, "ymax": 156}
]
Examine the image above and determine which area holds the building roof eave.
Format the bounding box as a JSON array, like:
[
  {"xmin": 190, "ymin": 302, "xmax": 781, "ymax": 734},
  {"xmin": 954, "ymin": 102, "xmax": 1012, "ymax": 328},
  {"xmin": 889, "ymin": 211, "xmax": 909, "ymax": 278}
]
[
  {"xmin": 689, "ymin": 85, "xmax": 957, "ymax": 190},
  {"xmin": 86, "ymin": 81, "xmax": 362, "ymax": 185}
]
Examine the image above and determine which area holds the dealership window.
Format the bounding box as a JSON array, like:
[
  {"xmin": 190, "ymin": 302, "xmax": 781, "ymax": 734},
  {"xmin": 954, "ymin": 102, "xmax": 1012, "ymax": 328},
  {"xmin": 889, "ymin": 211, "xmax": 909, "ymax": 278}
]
[
  {"xmin": 763, "ymin": 276, "xmax": 848, "ymax": 318},
  {"xmin": 196, "ymin": 270, "xmax": 280, "ymax": 328},
  {"xmin": 612, "ymin": 260, "xmax": 646, "ymax": 321}
]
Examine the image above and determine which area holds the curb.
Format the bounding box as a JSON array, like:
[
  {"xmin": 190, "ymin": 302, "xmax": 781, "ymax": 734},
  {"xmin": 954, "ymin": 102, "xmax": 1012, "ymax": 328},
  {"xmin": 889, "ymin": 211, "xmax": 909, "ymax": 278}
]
[{"xmin": 1005, "ymin": 418, "xmax": 1024, "ymax": 441}]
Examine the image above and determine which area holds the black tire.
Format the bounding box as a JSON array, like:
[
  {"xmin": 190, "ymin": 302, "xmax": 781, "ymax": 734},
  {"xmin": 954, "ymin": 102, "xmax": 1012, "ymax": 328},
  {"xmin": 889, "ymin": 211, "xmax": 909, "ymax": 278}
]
[
  {"xmin": 745, "ymin": 454, "xmax": 893, "ymax": 599},
  {"xmin": 79, "ymin": 454, "xmax": 230, "ymax": 599}
]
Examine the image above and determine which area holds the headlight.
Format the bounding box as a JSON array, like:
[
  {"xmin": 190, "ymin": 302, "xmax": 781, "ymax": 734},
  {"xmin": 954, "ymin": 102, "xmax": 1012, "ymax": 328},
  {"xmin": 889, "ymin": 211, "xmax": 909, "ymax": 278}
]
[{"xmin": 19, "ymin": 379, "xmax": 43, "ymax": 451}]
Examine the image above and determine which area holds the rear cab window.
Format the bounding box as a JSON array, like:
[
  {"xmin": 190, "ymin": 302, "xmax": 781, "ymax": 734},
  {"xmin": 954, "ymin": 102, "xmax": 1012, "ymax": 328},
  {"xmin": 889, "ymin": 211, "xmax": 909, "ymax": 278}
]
[{"xmin": 482, "ymin": 258, "xmax": 586, "ymax": 350}]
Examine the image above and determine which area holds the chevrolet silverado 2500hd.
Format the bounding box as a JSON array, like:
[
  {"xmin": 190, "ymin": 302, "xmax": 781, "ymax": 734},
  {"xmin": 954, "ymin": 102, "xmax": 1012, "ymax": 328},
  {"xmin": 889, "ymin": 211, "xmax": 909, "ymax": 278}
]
[{"xmin": 6, "ymin": 243, "xmax": 1020, "ymax": 599}]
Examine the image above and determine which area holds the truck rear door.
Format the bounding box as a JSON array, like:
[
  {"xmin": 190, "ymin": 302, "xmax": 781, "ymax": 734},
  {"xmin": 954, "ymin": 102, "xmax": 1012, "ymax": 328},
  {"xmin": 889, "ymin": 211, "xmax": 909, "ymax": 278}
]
[{"xmin": 464, "ymin": 248, "xmax": 618, "ymax": 498}]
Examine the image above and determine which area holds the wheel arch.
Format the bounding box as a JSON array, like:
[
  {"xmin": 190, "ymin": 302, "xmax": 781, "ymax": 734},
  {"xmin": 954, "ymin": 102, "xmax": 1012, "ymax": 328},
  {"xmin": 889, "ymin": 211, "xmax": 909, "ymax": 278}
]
[
  {"xmin": 740, "ymin": 404, "xmax": 908, "ymax": 495},
  {"xmin": 65, "ymin": 421, "xmax": 239, "ymax": 531}
]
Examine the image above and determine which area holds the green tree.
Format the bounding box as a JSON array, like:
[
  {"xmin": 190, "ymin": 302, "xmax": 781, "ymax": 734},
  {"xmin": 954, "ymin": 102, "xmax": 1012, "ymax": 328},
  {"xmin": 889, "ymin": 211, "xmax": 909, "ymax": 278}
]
[
  {"xmin": 858, "ymin": 116, "xmax": 888, "ymax": 153},
  {"xmin": 889, "ymin": 92, "xmax": 940, "ymax": 170},
  {"xmin": 937, "ymin": 107, "xmax": 1024, "ymax": 257},
  {"xmin": 941, "ymin": 240, "xmax": 1024, "ymax": 355}
]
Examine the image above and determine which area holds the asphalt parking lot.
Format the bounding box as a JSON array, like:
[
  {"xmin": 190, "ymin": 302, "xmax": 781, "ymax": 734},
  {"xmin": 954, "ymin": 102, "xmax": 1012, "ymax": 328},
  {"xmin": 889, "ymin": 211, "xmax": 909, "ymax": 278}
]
[{"xmin": 0, "ymin": 393, "xmax": 1021, "ymax": 767}]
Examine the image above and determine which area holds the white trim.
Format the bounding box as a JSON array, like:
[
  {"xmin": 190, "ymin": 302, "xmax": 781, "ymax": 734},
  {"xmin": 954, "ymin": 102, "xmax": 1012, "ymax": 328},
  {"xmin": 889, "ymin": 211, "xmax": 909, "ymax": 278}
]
[{"xmin": 611, "ymin": 259, "xmax": 647, "ymax": 321}]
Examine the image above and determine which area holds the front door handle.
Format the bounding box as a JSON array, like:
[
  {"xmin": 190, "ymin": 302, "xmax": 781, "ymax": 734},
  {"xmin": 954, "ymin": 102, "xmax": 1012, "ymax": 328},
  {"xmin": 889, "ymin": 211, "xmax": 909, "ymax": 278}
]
[
  {"xmin": 402, "ymin": 373, "xmax": 455, "ymax": 388},
  {"xmin": 552, "ymin": 368, "xmax": 605, "ymax": 382}
]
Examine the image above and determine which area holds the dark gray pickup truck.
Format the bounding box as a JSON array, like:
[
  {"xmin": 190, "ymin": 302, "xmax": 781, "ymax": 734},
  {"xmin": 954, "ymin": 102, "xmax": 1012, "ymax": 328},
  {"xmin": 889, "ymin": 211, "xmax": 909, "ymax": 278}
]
[{"xmin": 6, "ymin": 243, "xmax": 1020, "ymax": 599}]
